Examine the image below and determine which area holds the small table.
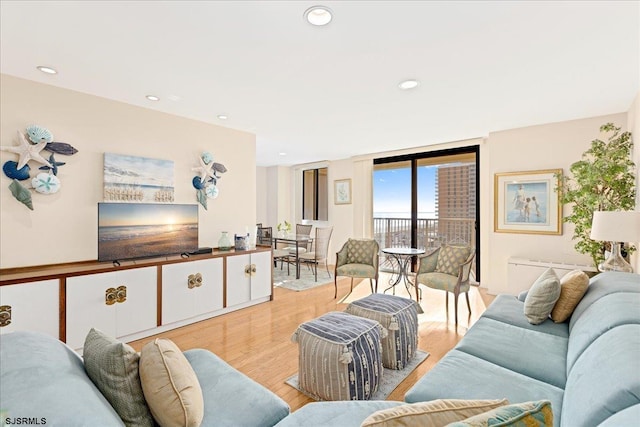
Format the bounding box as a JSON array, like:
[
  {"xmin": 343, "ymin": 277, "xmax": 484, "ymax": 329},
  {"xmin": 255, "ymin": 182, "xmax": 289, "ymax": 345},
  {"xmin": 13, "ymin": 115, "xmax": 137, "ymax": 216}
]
[
  {"xmin": 382, "ymin": 247, "xmax": 425, "ymax": 298},
  {"xmin": 273, "ymin": 234, "xmax": 314, "ymax": 279}
]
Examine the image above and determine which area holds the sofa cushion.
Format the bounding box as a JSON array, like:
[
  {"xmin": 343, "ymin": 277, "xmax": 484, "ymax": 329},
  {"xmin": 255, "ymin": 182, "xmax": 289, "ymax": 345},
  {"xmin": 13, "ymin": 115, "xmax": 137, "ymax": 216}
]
[
  {"xmin": 569, "ymin": 271, "xmax": 640, "ymax": 332},
  {"xmin": 523, "ymin": 268, "xmax": 560, "ymax": 324},
  {"xmin": 140, "ymin": 338, "xmax": 204, "ymax": 427},
  {"xmin": 360, "ymin": 399, "xmax": 509, "ymax": 427},
  {"xmin": 435, "ymin": 245, "xmax": 471, "ymax": 276},
  {"xmin": 184, "ymin": 349, "xmax": 290, "ymax": 427},
  {"xmin": 274, "ymin": 401, "xmax": 404, "ymax": 427},
  {"xmin": 563, "ymin": 324, "xmax": 640, "ymax": 427},
  {"xmin": 596, "ymin": 404, "xmax": 640, "ymax": 427},
  {"xmin": 83, "ymin": 328, "xmax": 154, "ymax": 426},
  {"xmin": 454, "ymin": 318, "xmax": 567, "ymax": 388},
  {"xmin": 566, "ymin": 292, "xmax": 640, "ymax": 372},
  {"xmin": 550, "ymin": 270, "xmax": 589, "ymax": 323},
  {"xmin": 448, "ymin": 400, "xmax": 553, "ymax": 427},
  {"xmin": 404, "ymin": 349, "xmax": 564, "ymax": 427},
  {"xmin": 481, "ymin": 295, "xmax": 569, "ymax": 338},
  {"xmin": 0, "ymin": 331, "xmax": 124, "ymax": 425}
]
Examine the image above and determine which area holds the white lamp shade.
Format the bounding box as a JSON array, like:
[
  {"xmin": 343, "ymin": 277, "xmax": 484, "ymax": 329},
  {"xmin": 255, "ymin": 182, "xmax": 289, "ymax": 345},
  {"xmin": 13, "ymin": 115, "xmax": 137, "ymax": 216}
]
[{"xmin": 590, "ymin": 211, "xmax": 640, "ymax": 243}]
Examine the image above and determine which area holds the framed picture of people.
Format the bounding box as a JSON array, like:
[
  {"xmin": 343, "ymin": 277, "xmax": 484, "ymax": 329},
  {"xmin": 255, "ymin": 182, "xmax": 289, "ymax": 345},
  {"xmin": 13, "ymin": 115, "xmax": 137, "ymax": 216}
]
[{"xmin": 494, "ymin": 169, "xmax": 562, "ymax": 235}]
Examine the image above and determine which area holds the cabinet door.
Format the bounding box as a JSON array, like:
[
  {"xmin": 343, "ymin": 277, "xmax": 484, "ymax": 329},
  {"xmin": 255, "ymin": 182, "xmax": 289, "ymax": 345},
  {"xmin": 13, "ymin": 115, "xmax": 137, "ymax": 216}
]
[
  {"xmin": 250, "ymin": 251, "xmax": 273, "ymax": 300},
  {"xmin": 0, "ymin": 279, "xmax": 59, "ymax": 338},
  {"xmin": 162, "ymin": 258, "xmax": 223, "ymax": 325},
  {"xmin": 66, "ymin": 267, "xmax": 156, "ymax": 350},
  {"xmin": 114, "ymin": 268, "xmax": 157, "ymax": 338},
  {"xmin": 225, "ymin": 253, "xmax": 251, "ymax": 307}
]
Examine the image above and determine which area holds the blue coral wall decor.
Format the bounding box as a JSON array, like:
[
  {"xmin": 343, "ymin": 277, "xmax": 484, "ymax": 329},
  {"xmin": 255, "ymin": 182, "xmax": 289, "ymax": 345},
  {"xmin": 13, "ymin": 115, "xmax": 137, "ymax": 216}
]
[{"xmin": 1, "ymin": 125, "xmax": 78, "ymax": 210}]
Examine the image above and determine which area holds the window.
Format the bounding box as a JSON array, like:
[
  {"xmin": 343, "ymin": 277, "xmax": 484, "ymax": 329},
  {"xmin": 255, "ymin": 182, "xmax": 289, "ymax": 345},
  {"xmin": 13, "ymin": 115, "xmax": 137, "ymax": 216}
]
[{"xmin": 303, "ymin": 167, "xmax": 328, "ymax": 221}]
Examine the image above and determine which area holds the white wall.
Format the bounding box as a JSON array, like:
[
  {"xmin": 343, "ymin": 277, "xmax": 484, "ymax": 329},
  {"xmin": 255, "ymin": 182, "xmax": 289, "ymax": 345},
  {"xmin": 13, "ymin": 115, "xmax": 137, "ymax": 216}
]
[
  {"xmin": 0, "ymin": 75, "xmax": 256, "ymax": 268},
  {"xmin": 483, "ymin": 113, "xmax": 627, "ymax": 294}
]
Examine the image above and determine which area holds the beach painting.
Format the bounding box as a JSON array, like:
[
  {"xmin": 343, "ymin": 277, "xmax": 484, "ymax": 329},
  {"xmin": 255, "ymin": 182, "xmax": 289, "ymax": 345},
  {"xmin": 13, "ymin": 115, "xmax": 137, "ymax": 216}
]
[
  {"xmin": 103, "ymin": 153, "xmax": 175, "ymax": 202},
  {"xmin": 494, "ymin": 169, "xmax": 562, "ymax": 235},
  {"xmin": 98, "ymin": 203, "xmax": 198, "ymax": 261}
]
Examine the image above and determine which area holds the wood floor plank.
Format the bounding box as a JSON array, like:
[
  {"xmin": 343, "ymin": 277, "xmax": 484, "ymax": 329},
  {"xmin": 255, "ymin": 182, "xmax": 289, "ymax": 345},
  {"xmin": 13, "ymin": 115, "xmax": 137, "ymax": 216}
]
[{"xmin": 129, "ymin": 273, "xmax": 493, "ymax": 412}]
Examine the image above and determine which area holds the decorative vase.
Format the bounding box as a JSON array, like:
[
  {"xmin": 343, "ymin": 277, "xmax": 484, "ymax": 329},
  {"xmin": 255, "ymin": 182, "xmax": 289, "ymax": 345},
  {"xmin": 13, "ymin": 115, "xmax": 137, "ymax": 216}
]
[{"xmin": 218, "ymin": 231, "xmax": 232, "ymax": 251}]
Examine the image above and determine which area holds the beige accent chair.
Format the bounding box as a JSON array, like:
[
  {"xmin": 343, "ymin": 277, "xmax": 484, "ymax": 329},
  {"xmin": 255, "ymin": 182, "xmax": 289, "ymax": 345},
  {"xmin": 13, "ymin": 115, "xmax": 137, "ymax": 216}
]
[
  {"xmin": 298, "ymin": 226, "xmax": 333, "ymax": 281},
  {"xmin": 415, "ymin": 244, "xmax": 475, "ymax": 325},
  {"xmin": 334, "ymin": 238, "xmax": 380, "ymax": 299}
]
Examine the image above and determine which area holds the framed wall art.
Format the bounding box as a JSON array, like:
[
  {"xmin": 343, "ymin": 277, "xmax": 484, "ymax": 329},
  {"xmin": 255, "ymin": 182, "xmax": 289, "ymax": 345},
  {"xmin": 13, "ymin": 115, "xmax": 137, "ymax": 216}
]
[
  {"xmin": 334, "ymin": 178, "xmax": 352, "ymax": 205},
  {"xmin": 494, "ymin": 169, "xmax": 562, "ymax": 235}
]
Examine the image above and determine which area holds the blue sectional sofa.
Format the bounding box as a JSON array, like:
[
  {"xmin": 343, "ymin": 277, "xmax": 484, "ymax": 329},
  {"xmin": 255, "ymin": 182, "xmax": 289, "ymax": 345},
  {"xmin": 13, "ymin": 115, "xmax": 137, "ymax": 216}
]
[
  {"xmin": 278, "ymin": 271, "xmax": 640, "ymax": 426},
  {"xmin": 1, "ymin": 272, "xmax": 638, "ymax": 426},
  {"xmin": 0, "ymin": 330, "xmax": 290, "ymax": 427}
]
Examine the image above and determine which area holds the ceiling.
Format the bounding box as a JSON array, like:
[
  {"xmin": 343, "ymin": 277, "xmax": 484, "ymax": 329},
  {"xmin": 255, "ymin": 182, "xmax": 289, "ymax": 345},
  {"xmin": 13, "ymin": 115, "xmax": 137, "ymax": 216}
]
[{"xmin": 1, "ymin": 1, "xmax": 638, "ymax": 167}]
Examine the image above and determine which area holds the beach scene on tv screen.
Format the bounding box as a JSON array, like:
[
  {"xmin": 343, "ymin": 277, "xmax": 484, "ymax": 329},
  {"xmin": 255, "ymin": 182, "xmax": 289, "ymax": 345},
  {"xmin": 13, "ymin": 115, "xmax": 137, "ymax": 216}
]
[{"xmin": 98, "ymin": 203, "xmax": 198, "ymax": 261}]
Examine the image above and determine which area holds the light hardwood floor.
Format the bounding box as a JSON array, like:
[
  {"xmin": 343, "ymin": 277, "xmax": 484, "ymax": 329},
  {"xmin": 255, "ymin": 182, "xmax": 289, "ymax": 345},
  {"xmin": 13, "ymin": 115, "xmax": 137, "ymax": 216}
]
[{"xmin": 129, "ymin": 271, "xmax": 494, "ymax": 412}]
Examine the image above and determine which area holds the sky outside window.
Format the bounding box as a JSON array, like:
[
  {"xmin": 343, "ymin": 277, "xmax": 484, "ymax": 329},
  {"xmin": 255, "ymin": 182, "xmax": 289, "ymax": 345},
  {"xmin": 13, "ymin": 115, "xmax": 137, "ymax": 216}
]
[{"xmin": 373, "ymin": 166, "xmax": 437, "ymax": 218}]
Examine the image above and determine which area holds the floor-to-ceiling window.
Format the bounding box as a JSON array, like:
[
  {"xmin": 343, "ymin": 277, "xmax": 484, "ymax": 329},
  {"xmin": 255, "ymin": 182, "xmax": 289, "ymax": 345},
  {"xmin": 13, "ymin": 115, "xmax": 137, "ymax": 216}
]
[{"xmin": 373, "ymin": 146, "xmax": 479, "ymax": 280}]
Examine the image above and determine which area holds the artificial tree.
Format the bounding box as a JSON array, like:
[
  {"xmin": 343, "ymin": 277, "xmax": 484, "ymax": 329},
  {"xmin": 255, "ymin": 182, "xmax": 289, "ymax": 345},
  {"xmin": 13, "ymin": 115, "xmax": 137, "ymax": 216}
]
[{"xmin": 556, "ymin": 123, "xmax": 636, "ymax": 269}]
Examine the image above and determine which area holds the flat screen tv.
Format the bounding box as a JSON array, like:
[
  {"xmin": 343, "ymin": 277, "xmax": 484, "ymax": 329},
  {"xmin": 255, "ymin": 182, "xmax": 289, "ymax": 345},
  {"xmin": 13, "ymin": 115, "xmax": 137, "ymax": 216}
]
[{"xmin": 98, "ymin": 203, "xmax": 199, "ymax": 262}]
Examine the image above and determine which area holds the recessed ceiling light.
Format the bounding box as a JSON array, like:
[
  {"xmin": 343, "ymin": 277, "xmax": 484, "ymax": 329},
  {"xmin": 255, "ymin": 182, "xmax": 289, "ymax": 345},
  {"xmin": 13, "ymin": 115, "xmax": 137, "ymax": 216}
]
[
  {"xmin": 145, "ymin": 95, "xmax": 160, "ymax": 101},
  {"xmin": 304, "ymin": 6, "xmax": 332, "ymax": 26},
  {"xmin": 279, "ymin": 152, "xmax": 287, "ymax": 156},
  {"xmin": 36, "ymin": 66, "xmax": 57, "ymax": 75},
  {"xmin": 398, "ymin": 79, "xmax": 420, "ymax": 90},
  {"xmin": 217, "ymin": 114, "xmax": 228, "ymax": 120}
]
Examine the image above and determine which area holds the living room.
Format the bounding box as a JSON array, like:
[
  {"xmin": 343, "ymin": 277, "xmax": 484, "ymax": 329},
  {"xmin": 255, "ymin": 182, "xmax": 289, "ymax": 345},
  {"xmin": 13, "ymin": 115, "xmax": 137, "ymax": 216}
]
[{"xmin": 1, "ymin": 1, "xmax": 639, "ymax": 426}]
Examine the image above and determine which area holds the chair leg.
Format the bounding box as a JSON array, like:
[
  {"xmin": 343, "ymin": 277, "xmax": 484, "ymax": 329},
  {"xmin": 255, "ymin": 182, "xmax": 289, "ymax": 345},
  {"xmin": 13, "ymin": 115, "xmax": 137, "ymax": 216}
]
[
  {"xmin": 351, "ymin": 277, "xmax": 354, "ymax": 294},
  {"xmin": 334, "ymin": 275, "xmax": 338, "ymax": 299},
  {"xmin": 465, "ymin": 292, "xmax": 471, "ymax": 314},
  {"xmin": 369, "ymin": 278, "xmax": 373, "ymax": 294},
  {"xmin": 454, "ymin": 292, "xmax": 459, "ymax": 325}
]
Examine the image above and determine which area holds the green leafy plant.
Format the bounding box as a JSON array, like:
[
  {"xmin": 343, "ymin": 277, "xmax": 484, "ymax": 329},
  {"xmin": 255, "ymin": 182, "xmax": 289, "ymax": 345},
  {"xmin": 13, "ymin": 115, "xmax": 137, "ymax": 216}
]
[{"xmin": 555, "ymin": 123, "xmax": 636, "ymax": 268}]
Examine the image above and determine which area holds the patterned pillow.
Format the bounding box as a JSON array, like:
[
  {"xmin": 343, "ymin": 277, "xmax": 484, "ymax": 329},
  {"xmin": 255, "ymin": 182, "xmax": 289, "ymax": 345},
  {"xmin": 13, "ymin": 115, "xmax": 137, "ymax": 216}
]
[
  {"xmin": 361, "ymin": 399, "xmax": 509, "ymax": 427},
  {"xmin": 347, "ymin": 239, "xmax": 376, "ymax": 264},
  {"xmin": 83, "ymin": 328, "xmax": 154, "ymax": 427},
  {"xmin": 435, "ymin": 245, "xmax": 471, "ymax": 276},
  {"xmin": 446, "ymin": 400, "xmax": 553, "ymax": 426},
  {"xmin": 550, "ymin": 270, "xmax": 589, "ymax": 323},
  {"xmin": 524, "ymin": 268, "xmax": 561, "ymax": 325}
]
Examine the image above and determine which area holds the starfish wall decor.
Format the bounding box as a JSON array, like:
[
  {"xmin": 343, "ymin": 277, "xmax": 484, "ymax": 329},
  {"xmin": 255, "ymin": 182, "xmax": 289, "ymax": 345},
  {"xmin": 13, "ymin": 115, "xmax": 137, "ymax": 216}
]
[
  {"xmin": 191, "ymin": 151, "xmax": 227, "ymax": 210},
  {"xmin": 1, "ymin": 125, "xmax": 78, "ymax": 210}
]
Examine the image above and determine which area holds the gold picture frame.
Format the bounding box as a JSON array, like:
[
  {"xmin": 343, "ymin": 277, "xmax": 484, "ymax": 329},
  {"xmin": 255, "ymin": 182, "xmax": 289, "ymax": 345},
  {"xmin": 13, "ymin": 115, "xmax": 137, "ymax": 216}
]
[
  {"xmin": 494, "ymin": 169, "xmax": 562, "ymax": 235},
  {"xmin": 334, "ymin": 179, "xmax": 352, "ymax": 205}
]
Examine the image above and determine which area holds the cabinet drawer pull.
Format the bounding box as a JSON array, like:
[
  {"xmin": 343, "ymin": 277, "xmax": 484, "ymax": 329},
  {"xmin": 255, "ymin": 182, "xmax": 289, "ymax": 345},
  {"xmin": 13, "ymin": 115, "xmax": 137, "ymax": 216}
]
[
  {"xmin": 251, "ymin": 264, "xmax": 257, "ymax": 276},
  {"xmin": 244, "ymin": 265, "xmax": 252, "ymax": 277},
  {"xmin": 188, "ymin": 273, "xmax": 204, "ymax": 289},
  {"xmin": 116, "ymin": 285, "xmax": 127, "ymax": 303},
  {"xmin": 0, "ymin": 305, "xmax": 12, "ymax": 327},
  {"xmin": 105, "ymin": 288, "xmax": 117, "ymax": 305}
]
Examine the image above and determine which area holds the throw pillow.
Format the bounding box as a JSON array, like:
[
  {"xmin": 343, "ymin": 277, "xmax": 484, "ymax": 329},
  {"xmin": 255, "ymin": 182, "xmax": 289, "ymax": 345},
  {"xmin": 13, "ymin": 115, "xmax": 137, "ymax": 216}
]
[
  {"xmin": 550, "ymin": 270, "xmax": 590, "ymax": 323},
  {"xmin": 140, "ymin": 338, "xmax": 204, "ymax": 427},
  {"xmin": 523, "ymin": 268, "xmax": 561, "ymax": 325},
  {"xmin": 446, "ymin": 400, "xmax": 553, "ymax": 426},
  {"xmin": 435, "ymin": 245, "xmax": 472, "ymax": 276},
  {"xmin": 361, "ymin": 399, "xmax": 509, "ymax": 427},
  {"xmin": 83, "ymin": 328, "xmax": 154, "ymax": 427}
]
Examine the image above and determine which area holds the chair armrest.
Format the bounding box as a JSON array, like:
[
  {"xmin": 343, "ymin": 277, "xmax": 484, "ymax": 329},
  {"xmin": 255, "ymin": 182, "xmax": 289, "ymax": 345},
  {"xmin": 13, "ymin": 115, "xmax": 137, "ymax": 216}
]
[
  {"xmin": 457, "ymin": 251, "xmax": 475, "ymax": 283},
  {"xmin": 336, "ymin": 243, "xmax": 348, "ymax": 268},
  {"xmin": 417, "ymin": 248, "xmax": 439, "ymax": 274}
]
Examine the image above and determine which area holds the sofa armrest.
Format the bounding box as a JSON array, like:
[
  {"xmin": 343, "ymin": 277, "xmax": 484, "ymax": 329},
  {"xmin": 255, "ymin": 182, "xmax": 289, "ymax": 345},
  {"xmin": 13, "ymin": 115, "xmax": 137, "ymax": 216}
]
[{"xmin": 184, "ymin": 349, "xmax": 290, "ymax": 427}]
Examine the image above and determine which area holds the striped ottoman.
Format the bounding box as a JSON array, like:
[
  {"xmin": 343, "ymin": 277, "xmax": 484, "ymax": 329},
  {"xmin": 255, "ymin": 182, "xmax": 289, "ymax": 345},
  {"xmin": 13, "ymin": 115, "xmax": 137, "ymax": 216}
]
[
  {"xmin": 292, "ymin": 311, "xmax": 383, "ymax": 401},
  {"xmin": 346, "ymin": 293, "xmax": 418, "ymax": 370}
]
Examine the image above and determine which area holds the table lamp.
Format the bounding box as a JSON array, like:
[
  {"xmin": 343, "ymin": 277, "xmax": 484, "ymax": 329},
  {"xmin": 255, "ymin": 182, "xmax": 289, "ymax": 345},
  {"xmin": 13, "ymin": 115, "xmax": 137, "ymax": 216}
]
[{"xmin": 590, "ymin": 211, "xmax": 640, "ymax": 273}]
